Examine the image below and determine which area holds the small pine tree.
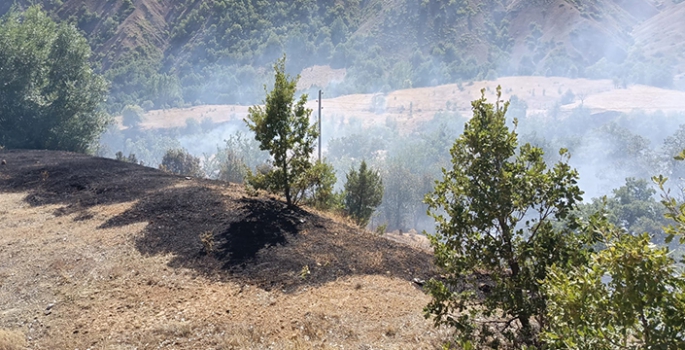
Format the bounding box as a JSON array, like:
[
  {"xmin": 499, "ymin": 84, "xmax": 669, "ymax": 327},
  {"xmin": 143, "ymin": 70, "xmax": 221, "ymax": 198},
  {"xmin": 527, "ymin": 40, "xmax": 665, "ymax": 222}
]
[{"xmin": 344, "ymin": 160, "xmax": 383, "ymax": 227}]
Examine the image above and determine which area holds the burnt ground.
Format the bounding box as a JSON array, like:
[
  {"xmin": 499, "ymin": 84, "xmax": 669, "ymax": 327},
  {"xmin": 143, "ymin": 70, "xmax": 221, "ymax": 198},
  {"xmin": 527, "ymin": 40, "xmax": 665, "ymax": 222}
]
[{"xmin": 0, "ymin": 149, "xmax": 436, "ymax": 291}]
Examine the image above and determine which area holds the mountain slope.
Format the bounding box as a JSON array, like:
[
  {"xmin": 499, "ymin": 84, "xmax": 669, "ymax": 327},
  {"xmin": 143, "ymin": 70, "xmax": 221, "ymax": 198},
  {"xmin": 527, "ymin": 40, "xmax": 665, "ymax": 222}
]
[
  {"xmin": 2, "ymin": 0, "xmax": 684, "ymax": 111},
  {"xmin": 0, "ymin": 149, "xmax": 443, "ymax": 348}
]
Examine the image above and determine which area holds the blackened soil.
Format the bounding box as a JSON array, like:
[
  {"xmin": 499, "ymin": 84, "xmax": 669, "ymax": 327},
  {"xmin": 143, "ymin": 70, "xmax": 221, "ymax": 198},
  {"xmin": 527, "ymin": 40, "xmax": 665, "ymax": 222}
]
[{"xmin": 0, "ymin": 149, "xmax": 436, "ymax": 291}]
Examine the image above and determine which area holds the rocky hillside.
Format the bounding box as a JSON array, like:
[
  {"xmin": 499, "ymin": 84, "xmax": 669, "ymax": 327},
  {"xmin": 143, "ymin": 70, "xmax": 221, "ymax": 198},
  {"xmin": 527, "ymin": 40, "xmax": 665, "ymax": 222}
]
[{"xmin": 2, "ymin": 0, "xmax": 683, "ymax": 112}]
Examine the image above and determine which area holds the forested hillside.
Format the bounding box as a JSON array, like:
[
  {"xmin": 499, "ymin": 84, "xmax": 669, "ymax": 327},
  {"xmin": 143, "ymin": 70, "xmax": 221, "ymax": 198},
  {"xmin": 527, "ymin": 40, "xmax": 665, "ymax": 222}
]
[{"xmin": 2, "ymin": 0, "xmax": 684, "ymax": 113}]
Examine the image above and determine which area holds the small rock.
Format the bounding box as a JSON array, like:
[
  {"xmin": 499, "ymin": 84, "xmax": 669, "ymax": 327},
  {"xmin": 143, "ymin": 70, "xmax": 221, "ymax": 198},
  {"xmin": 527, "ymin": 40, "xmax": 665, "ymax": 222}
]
[
  {"xmin": 1, "ymin": 159, "xmax": 6, "ymax": 165},
  {"xmin": 412, "ymin": 278, "xmax": 425, "ymax": 286},
  {"xmin": 46, "ymin": 303, "xmax": 55, "ymax": 310}
]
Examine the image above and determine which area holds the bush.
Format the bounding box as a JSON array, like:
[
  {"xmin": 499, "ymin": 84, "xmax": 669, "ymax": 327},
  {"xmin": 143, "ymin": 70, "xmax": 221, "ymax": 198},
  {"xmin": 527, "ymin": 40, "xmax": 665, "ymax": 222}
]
[
  {"xmin": 296, "ymin": 161, "xmax": 340, "ymax": 211},
  {"xmin": 218, "ymin": 150, "xmax": 247, "ymax": 183},
  {"xmin": 115, "ymin": 151, "xmax": 138, "ymax": 164},
  {"xmin": 159, "ymin": 148, "xmax": 203, "ymax": 177}
]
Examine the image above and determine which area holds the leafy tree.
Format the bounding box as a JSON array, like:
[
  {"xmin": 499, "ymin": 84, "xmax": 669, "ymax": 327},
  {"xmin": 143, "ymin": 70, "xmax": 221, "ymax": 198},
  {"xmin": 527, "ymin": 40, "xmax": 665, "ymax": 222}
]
[
  {"xmin": 0, "ymin": 6, "xmax": 108, "ymax": 153},
  {"xmin": 159, "ymin": 148, "xmax": 203, "ymax": 178},
  {"xmin": 424, "ymin": 87, "xmax": 593, "ymax": 348},
  {"xmin": 121, "ymin": 105, "xmax": 144, "ymax": 128},
  {"xmin": 380, "ymin": 160, "xmax": 419, "ymax": 231},
  {"xmin": 663, "ymin": 125, "xmax": 685, "ymax": 191},
  {"xmin": 344, "ymin": 160, "xmax": 383, "ymax": 227},
  {"xmin": 544, "ymin": 223, "xmax": 685, "ymax": 349},
  {"xmin": 578, "ymin": 178, "xmax": 668, "ymax": 242},
  {"xmin": 544, "ymin": 171, "xmax": 685, "ymax": 349},
  {"xmin": 245, "ymin": 56, "xmax": 318, "ymax": 205}
]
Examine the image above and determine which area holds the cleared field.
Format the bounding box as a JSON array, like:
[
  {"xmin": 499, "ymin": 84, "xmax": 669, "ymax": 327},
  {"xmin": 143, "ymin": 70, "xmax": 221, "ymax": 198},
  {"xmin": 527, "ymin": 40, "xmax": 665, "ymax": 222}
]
[{"xmin": 132, "ymin": 76, "xmax": 685, "ymax": 134}]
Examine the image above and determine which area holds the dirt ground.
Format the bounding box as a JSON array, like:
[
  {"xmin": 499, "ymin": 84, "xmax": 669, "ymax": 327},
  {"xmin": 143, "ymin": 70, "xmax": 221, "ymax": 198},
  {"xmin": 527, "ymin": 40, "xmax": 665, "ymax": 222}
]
[{"xmin": 0, "ymin": 149, "xmax": 449, "ymax": 349}]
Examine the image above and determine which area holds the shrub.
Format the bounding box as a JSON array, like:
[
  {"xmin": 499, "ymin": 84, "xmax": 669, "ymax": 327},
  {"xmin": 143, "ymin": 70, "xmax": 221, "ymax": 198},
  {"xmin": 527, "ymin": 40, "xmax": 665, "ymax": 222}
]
[
  {"xmin": 159, "ymin": 148, "xmax": 203, "ymax": 177},
  {"xmin": 115, "ymin": 151, "xmax": 138, "ymax": 164},
  {"xmin": 218, "ymin": 150, "xmax": 247, "ymax": 183}
]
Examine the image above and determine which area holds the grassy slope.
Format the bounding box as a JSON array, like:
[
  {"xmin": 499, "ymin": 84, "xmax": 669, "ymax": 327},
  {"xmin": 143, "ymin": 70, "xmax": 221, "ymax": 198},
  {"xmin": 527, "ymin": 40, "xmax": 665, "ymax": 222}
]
[{"xmin": 0, "ymin": 149, "xmax": 443, "ymax": 349}]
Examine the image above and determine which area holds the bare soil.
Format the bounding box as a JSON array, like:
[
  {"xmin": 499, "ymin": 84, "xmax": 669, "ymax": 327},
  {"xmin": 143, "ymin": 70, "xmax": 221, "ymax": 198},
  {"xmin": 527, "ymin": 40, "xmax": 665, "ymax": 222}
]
[{"xmin": 0, "ymin": 149, "xmax": 447, "ymax": 349}]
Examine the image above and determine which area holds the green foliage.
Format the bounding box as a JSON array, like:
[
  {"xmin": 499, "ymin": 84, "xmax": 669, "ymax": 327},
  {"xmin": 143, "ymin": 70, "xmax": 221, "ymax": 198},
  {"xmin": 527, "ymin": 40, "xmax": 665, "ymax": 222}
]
[
  {"xmin": 159, "ymin": 148, "xmax": 204, "ymax": 177},
  {"xmin": 217, "ymin": 150, "xmax": 247, "ymax": 183},
  {"xmin": 543, "ymin": 213, "xmax": 685, "ymax": 349},
  {"xmin": 121, "ymin": 105, "xmax": 144, "ymax": 128},
  {"xmin": 344, "ymin": 160, "xmax": 383, "ymax": 227},
  {"xmin": 296, "ymin": 160, "xmax": 339, "ymax": 211},
  {"xmin": 245, "ymin": 56, "xmax": 318, "ymax": 205},
  {"xmin": 0, "ymin": 6, "xmax": 109, "ymax": 153},
  {"xmin": 424, "ymin": 87, "xmax": 593, "ymax": 348},
  {"xmin": 578, "ymin": 178, "xmax": 668, "ymax": 244}
]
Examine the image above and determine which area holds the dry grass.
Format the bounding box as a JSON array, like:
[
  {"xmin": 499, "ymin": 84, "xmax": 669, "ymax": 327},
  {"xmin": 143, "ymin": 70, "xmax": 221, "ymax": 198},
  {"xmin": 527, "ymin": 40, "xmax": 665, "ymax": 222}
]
[
  {"xmin": 0, "ymin": 329, "xmax": 26, "ymax": 350},
  {"xmin": 133, "ymin": 75, "xmax": 685, "ymax": 133},
  {"xmin": 0, "ymin": 150, "xmax": 449, "ymax": 349}
]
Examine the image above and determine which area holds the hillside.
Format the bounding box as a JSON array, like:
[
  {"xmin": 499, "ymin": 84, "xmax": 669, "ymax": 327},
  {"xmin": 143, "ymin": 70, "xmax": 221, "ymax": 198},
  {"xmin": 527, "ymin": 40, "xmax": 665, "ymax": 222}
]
[
  {"xmin": 135, "ymin": 76, "xmax": 685, "ymax": 134},
  {"xmin": 0, "ymin": 149, "xmax": 444, "ymax": 349},
  {"xmin": 2, "ymin": 0, "xmax": 684, "ymax": 113}
]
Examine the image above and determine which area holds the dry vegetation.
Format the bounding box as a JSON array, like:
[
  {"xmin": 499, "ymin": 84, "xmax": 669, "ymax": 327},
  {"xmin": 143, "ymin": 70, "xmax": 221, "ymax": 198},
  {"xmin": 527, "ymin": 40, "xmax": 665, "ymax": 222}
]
[
  {"xmin": 134, "ymin": 76, "xmax": 685, "ymax": 133},
  {"xmin": 0, "ymin": 150, "xmax": 449, "ymax": 349}
]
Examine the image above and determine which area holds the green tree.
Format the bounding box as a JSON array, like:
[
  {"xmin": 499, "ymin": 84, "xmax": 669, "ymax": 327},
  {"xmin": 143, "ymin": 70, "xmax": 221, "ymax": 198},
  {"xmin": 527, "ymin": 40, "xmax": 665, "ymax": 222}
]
[
  {"xmin": 424, "ymin": 87, "xmax": 592, "ymax": 348},
  {"xmin": 121, "ymin": 105, "xmax": 144, "ymax": 128},
  {"xmin": 245, "ymin": 56, "xmax": 318, "ymax": 205},
  {"xmin": 159, "ymin": 148, "xmax": 203, "ymax": 178},
  {"xmin": 344, "ymin": 160, "xmax": 383, "ymax": 227},
  {"xmin": 0, "ymin": 6, "xmax": 109, "ymax": 153},
  {"xmin": 543, "ymin": 169, "xmax": 685, "ymax": 348},
  {"xmin": 578, "ymin": 178, "xmax": 668, "ymax": 241},
  {"xmin": 544, "ymin": 224, "xmax": 685, "ymax": 349}
]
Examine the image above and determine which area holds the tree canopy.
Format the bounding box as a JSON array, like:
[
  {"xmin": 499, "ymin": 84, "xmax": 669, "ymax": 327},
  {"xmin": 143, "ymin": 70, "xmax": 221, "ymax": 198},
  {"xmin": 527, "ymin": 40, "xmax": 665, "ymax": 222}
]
[
  {"xmin": 244, "ymin": 56, "xmax": 318, "ymax": 205},
  {"xmin": 424, "ymin": 87, "xmax": 593, "ymax": 348},
  {"xmin": 0, "ymin": 6, "xmax": 109, "ymax": 153}
]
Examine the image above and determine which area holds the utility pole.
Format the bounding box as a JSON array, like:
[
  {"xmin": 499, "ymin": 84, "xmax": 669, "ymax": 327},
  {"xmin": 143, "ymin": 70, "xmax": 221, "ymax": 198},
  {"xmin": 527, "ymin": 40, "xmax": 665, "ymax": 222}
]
[{"xmin": 318, "ymin": 89, "xmax": 322, "ymax": 162}]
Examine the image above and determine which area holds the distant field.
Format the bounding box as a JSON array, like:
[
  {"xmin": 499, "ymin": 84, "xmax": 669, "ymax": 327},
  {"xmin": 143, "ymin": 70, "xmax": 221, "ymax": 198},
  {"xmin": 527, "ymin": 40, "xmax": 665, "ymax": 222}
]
[{"xmin": 132, "ymin": 76, "xmax": 685, "ymax": 133}]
